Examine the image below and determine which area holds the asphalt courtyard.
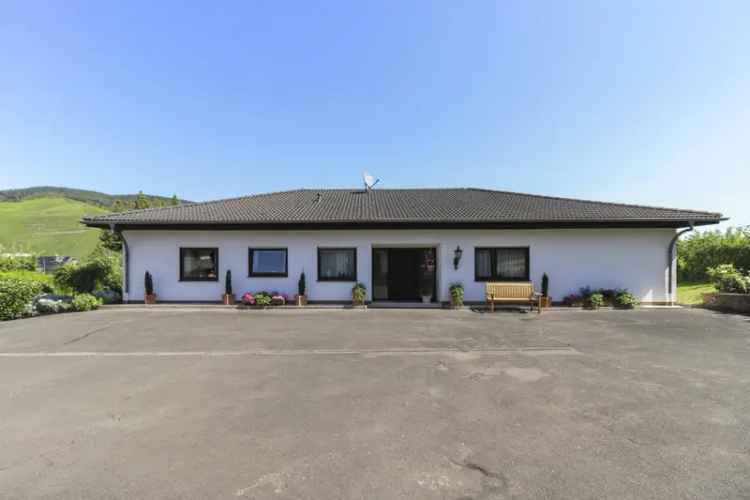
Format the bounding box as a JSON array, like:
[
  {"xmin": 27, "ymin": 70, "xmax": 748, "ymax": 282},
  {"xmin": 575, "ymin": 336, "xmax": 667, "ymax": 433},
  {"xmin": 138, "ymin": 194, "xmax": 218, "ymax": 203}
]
[{"xmin": 0, "ymin": 307, "xmax": 748, "ymax": 499}]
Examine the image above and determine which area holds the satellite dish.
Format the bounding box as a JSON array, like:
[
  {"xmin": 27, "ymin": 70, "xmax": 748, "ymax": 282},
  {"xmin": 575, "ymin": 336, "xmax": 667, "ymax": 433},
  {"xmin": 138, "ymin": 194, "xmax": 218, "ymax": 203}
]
[{"xmin": 363, "ymin": 171, "xmax": 380, "ymax": 190}]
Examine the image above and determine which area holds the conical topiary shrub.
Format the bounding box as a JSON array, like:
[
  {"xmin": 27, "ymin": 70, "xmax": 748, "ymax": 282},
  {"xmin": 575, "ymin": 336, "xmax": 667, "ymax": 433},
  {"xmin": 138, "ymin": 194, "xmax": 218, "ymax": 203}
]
[{"xmin": 144, "ymin": 271, "xmax": 156, "ymax": 304}]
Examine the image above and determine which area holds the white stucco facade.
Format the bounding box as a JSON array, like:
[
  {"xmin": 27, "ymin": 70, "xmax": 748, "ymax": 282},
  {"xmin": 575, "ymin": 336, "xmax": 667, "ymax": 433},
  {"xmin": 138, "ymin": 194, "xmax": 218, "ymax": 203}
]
[{"xmin": 122, "ymin": 228, "xmax": 677, "ymax": 304}]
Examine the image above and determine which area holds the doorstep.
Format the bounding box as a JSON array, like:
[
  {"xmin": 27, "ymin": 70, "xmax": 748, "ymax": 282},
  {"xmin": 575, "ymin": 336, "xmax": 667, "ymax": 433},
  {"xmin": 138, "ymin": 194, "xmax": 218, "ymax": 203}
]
[{"xmin": 369, "ymin": 302, "xmax": 443, "ymax": 309}]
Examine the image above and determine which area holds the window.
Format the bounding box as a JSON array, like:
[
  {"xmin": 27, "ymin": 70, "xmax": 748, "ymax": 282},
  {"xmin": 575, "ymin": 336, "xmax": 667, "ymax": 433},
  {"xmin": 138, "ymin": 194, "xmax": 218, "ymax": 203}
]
[
  {"xmin": 317, "ymin": 248, "xmax": 357, "ymax": 281},
  {"xmin": 249, "ymin": 248, "xmax": 288, "ymax": 277},
  {"xmin": 180, "ymin": 248, "xmax": 218, "ymax": 281},
  {"xmin": 475, "ymin": 247, "xmax": 529, "ymax": 281}
]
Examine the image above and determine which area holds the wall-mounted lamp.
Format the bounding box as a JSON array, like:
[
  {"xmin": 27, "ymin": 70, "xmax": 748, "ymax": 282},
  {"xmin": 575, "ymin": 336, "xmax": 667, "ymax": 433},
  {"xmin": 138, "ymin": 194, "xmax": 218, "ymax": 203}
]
[{"xmin": 453, "ymin": 245, "xmax": 463, "ymax": 270}]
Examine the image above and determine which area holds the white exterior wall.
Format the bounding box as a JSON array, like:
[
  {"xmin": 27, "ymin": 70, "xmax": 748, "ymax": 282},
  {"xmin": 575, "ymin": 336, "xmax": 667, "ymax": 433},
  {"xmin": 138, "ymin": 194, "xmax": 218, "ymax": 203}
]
[{"xmin": 122, "ymin": 228, "xmax": 677, "ymax": 303}]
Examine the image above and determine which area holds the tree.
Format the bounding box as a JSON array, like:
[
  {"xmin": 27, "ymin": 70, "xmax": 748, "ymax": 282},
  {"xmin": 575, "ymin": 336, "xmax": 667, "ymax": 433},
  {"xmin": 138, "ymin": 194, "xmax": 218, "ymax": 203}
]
[
  {"xmin": 111, "ymin": 199, "xmax": 127, "ymax": 212},
  {"xmin": 98, "ymin": 229, "xmax": 124, "ymax": 253},
  {"xmin": 677, "ymin": 226, "xmax": 750, "ymax": 281},
  {"xmin": 134, "ymin": 191, "xmax": 150, "ymax": 209},
  {"xmin": 170, "ymin": 194, "xmax": 180, "ymax": 206}
]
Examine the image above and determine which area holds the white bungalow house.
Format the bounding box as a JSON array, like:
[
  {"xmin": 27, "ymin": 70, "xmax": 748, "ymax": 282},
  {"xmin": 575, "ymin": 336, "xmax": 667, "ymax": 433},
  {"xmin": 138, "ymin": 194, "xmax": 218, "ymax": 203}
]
[{"xmin": 82, "ymin": 188, "xmax": 723, "ymax": 305}]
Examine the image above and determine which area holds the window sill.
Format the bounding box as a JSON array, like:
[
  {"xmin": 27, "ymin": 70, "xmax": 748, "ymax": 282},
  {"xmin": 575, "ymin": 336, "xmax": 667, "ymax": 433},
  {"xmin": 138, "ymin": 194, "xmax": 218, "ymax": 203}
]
[{"xmin": 248, "ymin": 274, "xmax": 289, "ymax": 278}]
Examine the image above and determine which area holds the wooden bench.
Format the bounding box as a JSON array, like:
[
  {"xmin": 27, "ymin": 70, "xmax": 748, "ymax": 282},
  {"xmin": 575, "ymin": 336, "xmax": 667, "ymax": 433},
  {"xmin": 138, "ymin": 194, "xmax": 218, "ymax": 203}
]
[{"xmin": 485, "ymin": 282, "xmax": 542, "ymax": 314}]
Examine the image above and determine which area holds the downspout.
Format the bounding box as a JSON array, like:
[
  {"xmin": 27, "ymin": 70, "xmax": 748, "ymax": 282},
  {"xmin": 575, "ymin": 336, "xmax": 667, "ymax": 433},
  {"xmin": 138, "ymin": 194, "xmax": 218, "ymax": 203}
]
[
  {"xmin": 110, "ymin": 224, "xmax": 129, "ymax": 302},
  {"xmin": 667, "ymin": 221, "xmax": 694, "ymax": 305}
]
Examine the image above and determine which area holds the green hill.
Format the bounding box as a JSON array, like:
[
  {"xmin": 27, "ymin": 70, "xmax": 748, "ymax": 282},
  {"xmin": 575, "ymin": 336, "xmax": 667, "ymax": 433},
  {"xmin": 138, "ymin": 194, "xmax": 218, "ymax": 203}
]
[
  {"xmin": 0, "ymin": 197, "xmax": 108, "ymax": 258},
  {"xmin": 0, "ymin": 186, "xmax": 188, "ymax": 208}
]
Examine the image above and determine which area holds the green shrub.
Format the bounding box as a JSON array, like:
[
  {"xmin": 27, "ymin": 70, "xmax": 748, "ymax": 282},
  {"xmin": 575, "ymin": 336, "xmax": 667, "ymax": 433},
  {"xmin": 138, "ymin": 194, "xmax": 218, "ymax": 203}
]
[
  {"xmin": 706, "ymin": 264, "xmax": 750, "ymax": 294},
  {"xmin": 254, "ymin": 293, "xmax": 272, "ymax": 306},
  {"xmin": 70, "ymin": 293, "xmax": 102, "ymax": 312},
  {"xmin": 677, "ymin": 227, "xmax": 750, "ymax": 282},
  {"xmin": 298, "ymin": 271, "xmax": 306, "ymax": 296},
  {"xmin": 352, "ymin": 282, "xmax": 367, "ymax": 303},
  {"xmin": 0, "ymin": 270, "xmax": 55, "ymax": 293},
  {"xmin": 449, "ymin": 282, "xmax": 464, "ymax": 306},
  {"xmin": 0, "ymin": 254, "xmax": 36, "ymax": 272},
  {"xmin": 144, "ymin": 271, "xmax": 154, "ymax": 296},
  {"xmin": 541, "ymin": 273, "xmax": 549, "ymax": 297},
  {"xmin": 587, "ymin": 292, "xmax": 604, "ymax": 310},
  {"xmin": 54, "ymin": 247, "xmax": 122, "ymax": 295},
  {"xmin": 0, "ymin": 277, "xmax": 43, "ymax": 320},
  {"xmin": 615, "ymin": 290, "xmax": 638, "ymax": 309},
  {"xmin": 225, "ymin": 270, "xmax": 232, "ymax": 296}
]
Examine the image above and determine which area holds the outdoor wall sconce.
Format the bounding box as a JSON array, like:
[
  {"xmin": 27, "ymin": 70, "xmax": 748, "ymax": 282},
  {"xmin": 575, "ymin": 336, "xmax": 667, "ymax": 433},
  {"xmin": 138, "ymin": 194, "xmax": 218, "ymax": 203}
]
[{"xmin": 453, "ymin": 245, "xmax": 463, "ymax": 270}]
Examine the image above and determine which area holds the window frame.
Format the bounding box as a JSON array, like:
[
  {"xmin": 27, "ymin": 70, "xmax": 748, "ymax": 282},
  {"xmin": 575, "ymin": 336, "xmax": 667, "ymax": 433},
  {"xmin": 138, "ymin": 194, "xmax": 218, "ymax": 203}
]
[
  {"xmin": 474, "ymin": 247, "xmax": 530, "ymax": 282},
  {"xmin": 317, "ymin": 247, "xmax": 357, "ymax": 282},
  {"xmin": 179, "ymin": 247, "xmax": 219, "ymax": 282},
  {"xmin": 248, "ymin": 247, "xmax": 288, "ymax": 277}
]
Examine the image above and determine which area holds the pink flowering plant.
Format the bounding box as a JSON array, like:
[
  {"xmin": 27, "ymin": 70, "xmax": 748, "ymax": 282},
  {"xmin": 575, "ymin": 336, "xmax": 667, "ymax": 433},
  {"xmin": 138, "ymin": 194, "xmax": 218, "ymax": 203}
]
[{"xmin": 241, "ymin": 292, "xmax": 255, "ymax": 305}]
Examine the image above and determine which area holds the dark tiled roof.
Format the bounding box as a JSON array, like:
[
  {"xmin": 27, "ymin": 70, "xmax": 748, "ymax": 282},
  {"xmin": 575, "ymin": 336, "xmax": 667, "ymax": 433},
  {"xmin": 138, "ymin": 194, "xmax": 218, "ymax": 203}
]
[{"xmin": 82, "ymin": 188, "xmax": 723, "ymax": 228}]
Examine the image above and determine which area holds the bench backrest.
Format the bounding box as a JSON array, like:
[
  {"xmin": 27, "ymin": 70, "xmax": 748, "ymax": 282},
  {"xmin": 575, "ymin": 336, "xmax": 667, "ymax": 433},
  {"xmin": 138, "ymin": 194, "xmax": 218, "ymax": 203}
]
[{"xmin": 485, "ymin": 282, "xmax": 534, "ymax": 299}]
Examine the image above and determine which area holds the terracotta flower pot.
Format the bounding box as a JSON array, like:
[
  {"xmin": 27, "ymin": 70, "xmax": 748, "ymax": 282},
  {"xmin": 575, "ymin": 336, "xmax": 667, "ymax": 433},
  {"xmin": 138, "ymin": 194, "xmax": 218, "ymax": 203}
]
[
  {"xmin": 222, "ymin": 294, "xmax": 235, "ymax": 305},
  {"xmin": 295, "ymin": 294, "xmax": 307, "ymax": 306},
  {"xmin": 144, "ymin": 294, "xmax": 157, "ymax": 305}
]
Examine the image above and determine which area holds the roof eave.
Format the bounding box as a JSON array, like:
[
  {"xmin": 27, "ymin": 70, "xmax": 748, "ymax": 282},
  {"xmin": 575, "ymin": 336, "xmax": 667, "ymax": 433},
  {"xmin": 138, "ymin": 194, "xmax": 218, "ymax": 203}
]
[{"xmin": 82, "ymin": 218, "xmax": 723, "ymax": 230}]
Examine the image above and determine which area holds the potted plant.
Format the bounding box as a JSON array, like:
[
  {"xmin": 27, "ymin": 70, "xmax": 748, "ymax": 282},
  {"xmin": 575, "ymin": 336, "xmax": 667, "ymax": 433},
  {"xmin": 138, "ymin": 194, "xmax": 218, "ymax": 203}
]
[
  {"xmin": 586, "ymin": 292, "xmax": 604, "ymax": 310},
  {"xmin": 254, "ymin": 291, "xmax": 272, "ymax": 308},
  {"xmin": 296, "ymin": 271, "xmax": 307, "ymax": 306},
  {"xmin": 352, "ymin": 282, "xmax": 367, "ymax": 307},
  {"xmin": 241, "ymin": 292, "xmax": 255, "ymax": 306},
  {"xmin": 615, "ymin": 289, "xmax": 637, "ymax": 309},
  {"xmin": 562, "ymin": 293, "xmax": 583, "ymax": 307},
  {"xmin": 420, "ymin": 278, "xmax": 432, "ymax": 304},
  {"xmin": 449, "ymin": 282, "xmax": 464, "ymax": 308},
  {"xmin": 541, "ymin": 273, "xmax": 551, "ymax": 308},
  {"xmin": 222, "ymin": 270, "xmax": 234, "ymax": 305},
  {"xmin": 144, "ymin": 271, "xmax": 156, "ymax": 304},
  {"xmin": 270, "ymin": 291, "xmax": 287, "ymax": 306}
]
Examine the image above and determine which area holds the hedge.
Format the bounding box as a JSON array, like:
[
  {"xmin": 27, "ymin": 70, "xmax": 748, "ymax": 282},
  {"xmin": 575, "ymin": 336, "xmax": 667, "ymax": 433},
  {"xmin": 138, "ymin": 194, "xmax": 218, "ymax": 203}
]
[
  {"xmin": 677, "ymin": 227, "xmax": 750, "ymax": 282},
  {"xmin": 0, "ymin": 277, "xmax": 43, "ymax": 320}
]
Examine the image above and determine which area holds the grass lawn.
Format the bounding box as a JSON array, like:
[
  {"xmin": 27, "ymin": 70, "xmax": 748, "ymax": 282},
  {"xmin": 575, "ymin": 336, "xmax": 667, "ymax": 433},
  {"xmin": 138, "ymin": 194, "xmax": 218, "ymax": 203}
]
[
  {"xmin": 0, "ymin": 197, "xmax": 107, "ymax": 258},
  {"xmin": 677, "ymin": 282, "xmax": 715, "ymax": 305}
]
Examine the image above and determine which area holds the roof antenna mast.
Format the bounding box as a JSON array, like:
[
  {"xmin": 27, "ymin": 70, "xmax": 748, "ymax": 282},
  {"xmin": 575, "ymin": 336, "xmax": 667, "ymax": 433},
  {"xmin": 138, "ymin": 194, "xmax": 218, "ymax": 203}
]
[{"xmin": 362, "ymin": 171, "xmax": 380, "ymax": 191}]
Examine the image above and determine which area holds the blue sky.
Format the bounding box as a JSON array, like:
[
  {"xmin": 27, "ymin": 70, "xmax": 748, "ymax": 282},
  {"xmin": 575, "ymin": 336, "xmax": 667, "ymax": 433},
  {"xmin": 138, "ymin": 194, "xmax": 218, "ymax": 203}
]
[{"xmin": 2, "ymin": 1, "xmax": 748, "ymax": 226}]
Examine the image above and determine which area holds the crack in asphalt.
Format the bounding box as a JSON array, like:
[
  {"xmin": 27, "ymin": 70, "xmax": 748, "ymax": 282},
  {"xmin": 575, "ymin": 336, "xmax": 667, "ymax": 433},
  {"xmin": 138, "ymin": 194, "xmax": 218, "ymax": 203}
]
[
  {"xmin": 449, "ymin": 457, "xmax": 510, "ymax": 499},
  {"xmin": 62, "ymin": 317, "xmax": 140, "ymax": 346}
]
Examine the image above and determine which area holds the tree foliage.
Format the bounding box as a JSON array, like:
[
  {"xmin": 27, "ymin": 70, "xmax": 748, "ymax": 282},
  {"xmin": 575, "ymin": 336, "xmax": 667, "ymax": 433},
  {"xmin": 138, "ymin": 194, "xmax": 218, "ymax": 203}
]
[
  {"xmin": 54, "ymin": 245, "xmax": 122, "ymax": 295},
  {"xmin": 0, "ymin": 253, "xmax": 36, "ymax": 272},
  {"xmin": 98, "ymin": 191, "xmax": 181, "ymax": 252},
  {"xmin": 0, "ymin": 277, "xmax": 42, "ymax": 320},
  {"xmin": 706, "ymin": 264, "xmax": 750, "ymax": 294},
  {"xmin": 677, "ymin": 227, "xmax": 750, "ymax": 282}
]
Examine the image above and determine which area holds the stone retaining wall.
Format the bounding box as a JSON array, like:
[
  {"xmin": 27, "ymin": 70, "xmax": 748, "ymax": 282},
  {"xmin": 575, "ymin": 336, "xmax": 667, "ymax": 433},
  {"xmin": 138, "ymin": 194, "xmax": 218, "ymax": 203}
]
[{"xmin": 705, "ymin": 293, "xmax": 750, "ymax": 314}]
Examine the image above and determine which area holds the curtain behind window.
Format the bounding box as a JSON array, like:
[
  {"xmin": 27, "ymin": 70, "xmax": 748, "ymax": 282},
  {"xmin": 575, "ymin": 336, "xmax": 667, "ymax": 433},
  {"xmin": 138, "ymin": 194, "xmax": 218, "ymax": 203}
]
[
  {"xmin": 496, "ymin": 248, "xmax": 526, "ymax": 279},
  {"xmin": 476, "ymin": 249, "xmax": 492, "ymax": 278},
  {"xmin": 320, "ymin": 249, "xmax": 355, "ymax": 279}
]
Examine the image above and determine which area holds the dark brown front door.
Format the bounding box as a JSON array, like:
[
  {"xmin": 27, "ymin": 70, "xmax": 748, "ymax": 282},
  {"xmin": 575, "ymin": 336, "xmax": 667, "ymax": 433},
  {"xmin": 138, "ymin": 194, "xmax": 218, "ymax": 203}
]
[
  {"xmin": 372, "ymin": 248, "xmax": 436, "ymax": 302},
  {"xmin": 388, "ymin": 249, "xmax": 420, "ymax": 300}
]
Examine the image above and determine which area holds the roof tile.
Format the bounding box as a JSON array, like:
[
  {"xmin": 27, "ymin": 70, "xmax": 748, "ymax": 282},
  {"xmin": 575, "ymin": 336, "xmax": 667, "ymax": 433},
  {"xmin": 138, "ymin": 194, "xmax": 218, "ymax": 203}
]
[{"xmin": 82, "ymin": 188, "xmax": 723, "ymax": 227}]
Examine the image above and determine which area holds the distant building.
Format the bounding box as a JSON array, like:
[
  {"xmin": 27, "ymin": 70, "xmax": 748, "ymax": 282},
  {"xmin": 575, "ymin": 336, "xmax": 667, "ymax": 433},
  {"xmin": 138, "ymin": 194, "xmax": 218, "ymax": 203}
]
[{"xmin": 37, "ymin": 256, "xmax": 77, "ymax": 274}]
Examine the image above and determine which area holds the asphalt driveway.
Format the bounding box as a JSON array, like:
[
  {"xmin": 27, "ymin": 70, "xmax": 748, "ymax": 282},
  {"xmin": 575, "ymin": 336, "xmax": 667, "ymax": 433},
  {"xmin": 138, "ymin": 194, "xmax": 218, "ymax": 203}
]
[{"xmin": 0, "ymin": 307, "xmax": 748, "ymax": 499}]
